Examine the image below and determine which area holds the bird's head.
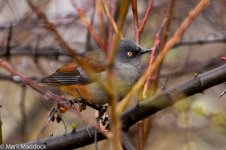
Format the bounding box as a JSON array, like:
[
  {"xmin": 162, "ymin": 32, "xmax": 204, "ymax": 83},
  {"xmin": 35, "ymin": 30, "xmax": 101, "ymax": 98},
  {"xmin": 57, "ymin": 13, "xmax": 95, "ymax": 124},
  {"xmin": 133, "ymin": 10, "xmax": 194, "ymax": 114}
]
[{"xmin": 116, "ymin": 39, "xmax": 151, "ymax": 65}]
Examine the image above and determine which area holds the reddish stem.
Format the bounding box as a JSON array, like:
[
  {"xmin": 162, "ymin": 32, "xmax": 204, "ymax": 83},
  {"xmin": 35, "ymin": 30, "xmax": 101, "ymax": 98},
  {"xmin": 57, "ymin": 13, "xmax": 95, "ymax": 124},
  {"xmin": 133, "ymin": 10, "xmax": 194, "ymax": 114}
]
[
  {"xmin": 142, "ymin": 32, "xmax": 160, "ymax": 98},
  {"xmin": 107, "ymin": 0, "xmax": 114, "ymax": 53},
  {"xmin": 71, "ymin": 1, "xmax": 107, "ymax": 51},
  {"xmin": 139, "ymin": 0, "xmax": 154, "ymax": 33},
  {"xmin": 131, "ymin": 0, "xmax": 140, "ymax": 43}
]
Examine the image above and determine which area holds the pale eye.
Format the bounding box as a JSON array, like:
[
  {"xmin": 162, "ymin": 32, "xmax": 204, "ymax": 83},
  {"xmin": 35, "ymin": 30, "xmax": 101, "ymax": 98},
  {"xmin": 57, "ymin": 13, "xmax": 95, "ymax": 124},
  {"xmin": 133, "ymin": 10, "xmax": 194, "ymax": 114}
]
[{"xmin": 127, "ymin": 51, "xmax": 133, "ymax": 57}]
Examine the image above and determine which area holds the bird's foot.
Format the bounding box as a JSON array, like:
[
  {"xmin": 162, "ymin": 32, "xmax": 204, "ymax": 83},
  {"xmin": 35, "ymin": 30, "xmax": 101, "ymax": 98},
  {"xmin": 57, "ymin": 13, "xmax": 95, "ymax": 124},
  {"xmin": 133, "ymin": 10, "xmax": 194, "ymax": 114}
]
[
  {"xmin": 96, "ymin": 112, "xmax": 110, "ymax": 130},
  {"xmin": 95, "ymin": 104, "xmax": 110, "ymax": 129},
  {"xmin": 97, "ymin": 103, "xmax": 109, "ymax": 117}
]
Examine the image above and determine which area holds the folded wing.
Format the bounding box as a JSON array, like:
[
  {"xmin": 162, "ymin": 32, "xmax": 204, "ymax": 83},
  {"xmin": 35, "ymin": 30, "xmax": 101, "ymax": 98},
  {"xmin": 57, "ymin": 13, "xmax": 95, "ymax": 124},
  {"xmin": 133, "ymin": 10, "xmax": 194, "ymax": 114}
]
[{"xmin": 39, "ymin": 50, "xmax": 106, "ymax": 85}]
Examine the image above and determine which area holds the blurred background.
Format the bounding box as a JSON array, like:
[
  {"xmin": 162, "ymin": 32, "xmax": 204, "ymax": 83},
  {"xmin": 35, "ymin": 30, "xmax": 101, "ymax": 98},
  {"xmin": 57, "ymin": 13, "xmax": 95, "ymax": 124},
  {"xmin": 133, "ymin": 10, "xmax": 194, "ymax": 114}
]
[{"xmin": 0, "ymin": 0, "xmax": 225, "ymax": 149}]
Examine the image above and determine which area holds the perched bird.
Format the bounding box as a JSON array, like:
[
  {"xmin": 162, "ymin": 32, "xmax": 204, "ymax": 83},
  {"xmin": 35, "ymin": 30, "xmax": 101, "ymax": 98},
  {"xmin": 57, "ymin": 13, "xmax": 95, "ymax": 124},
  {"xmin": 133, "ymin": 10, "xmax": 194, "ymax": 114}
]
[{"xmin": 39, "ymin": 39, "xmax": 151, "ymax": 105}]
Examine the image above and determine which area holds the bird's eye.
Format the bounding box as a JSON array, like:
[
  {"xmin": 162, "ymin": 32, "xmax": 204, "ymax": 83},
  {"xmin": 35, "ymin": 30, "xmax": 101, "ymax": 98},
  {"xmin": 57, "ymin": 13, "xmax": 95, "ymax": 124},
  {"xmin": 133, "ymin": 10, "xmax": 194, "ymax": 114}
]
[{"xmin": 127, "ymin": 51, "xmax": 133, "ymax": 57}]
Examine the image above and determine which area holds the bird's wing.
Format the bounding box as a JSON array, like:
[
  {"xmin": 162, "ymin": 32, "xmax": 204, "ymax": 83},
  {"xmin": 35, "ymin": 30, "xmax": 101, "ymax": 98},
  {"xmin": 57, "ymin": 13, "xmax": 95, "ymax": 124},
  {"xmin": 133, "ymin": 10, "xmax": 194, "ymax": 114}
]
[{"xmin": 39, "ymin": 51, "xmax": 107, "ymax": 85}]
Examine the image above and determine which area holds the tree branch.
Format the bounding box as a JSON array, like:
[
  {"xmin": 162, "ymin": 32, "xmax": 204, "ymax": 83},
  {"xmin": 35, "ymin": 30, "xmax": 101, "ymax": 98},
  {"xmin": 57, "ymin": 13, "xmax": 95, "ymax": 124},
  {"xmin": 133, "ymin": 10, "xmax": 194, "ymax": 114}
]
[
  {"xmin": 26, "ymin": 126, "xmax": 105, "ymax": 150},
  {"xmin": 0, "ymin": 46, "xmax": 69, "ymax": 58},
  {"xmin": 121, "ymin": 63, "xmax": 226, "ymax": 130},
  {"xmin": 23, "ymin": 64, "xmax": 226, "ymax": 149},
  {"xmin": 174, "ymin": 37, "xmax": 226, "ymax": 47}
]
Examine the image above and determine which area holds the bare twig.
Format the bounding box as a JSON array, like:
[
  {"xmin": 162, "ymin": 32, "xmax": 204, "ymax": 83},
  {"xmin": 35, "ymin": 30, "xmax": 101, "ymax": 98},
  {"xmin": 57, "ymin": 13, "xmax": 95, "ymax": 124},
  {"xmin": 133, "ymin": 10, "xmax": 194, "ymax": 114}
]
[
  {"xmin": 70, "ymin": 0, "xmax": 106, "ymax": 51},
  {"xmin": 131, "ymin": 0, "xmax": 154, "ymax": 43},
  {"xmin": 138, "ymin": 0, "xmax": 154, "ymax": 33},
  {"xmin": 106, "ymin": 0, "xmax": 115, "ymax": 52},
  {"xmin": 26, "ymin": 0, "xmax": 76, "ymax": 56},
  {"xmin": 175, "ymin": 37, "xmax": 226, "ymax": 47},
  {"xmin": 101, "ymin": 0, "xmax": 121, "ymax": 38},
  {"xmin": 85, "ymin": 1, "xmax": 96, "ymax": 51},
  {"xmin": 142, "ymin": 19, "xmax": 167, "ymax": 98},
  {"xmin": 131, "ymin": 0, "xmax": 140, "ymax": 42},
  {"xmin": 0, "ymin": 46, "xmax": 70, "ymax": 57},
  {"xmin": 152, "ymin": 0, "xmax": 176, "ymax": 95},
  {"xmin": 116, "ymin": 0, "xmax": 130, "ymax": 31},
  {"xmin": 96, "ymin": 0, "xmax": 105, "ymax": 45}
]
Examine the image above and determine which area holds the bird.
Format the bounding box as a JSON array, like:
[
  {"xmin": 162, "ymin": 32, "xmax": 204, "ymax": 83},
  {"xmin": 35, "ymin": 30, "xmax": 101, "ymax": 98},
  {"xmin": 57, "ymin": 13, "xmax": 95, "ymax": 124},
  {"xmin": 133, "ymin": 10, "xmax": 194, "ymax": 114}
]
[{"xmin": 39, "ymin": 39, "xmax": 151, "ymax": 106}]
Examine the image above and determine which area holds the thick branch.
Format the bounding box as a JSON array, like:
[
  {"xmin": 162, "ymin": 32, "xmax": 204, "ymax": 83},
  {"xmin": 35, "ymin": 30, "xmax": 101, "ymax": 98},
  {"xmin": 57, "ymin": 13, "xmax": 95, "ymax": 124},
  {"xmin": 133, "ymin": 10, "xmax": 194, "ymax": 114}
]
[
  {"xmin": 121, "ymin": 63, "xmax": 226, "ymax": 130},
  {"xmin": 26, "ymin": 127, "xmax": 104, "ymax": 150},
  {"xmin": 24, "ymin": 64, "xmax": 226, "ymax": 149}
]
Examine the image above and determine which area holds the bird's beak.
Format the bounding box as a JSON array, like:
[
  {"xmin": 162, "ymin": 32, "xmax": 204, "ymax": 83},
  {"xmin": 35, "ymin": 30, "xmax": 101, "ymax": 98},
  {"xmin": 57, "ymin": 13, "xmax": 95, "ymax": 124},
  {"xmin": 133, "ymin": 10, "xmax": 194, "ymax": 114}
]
[{"xmin": 140, "ymin": 48, "xmax": 152, "ymax": 54}]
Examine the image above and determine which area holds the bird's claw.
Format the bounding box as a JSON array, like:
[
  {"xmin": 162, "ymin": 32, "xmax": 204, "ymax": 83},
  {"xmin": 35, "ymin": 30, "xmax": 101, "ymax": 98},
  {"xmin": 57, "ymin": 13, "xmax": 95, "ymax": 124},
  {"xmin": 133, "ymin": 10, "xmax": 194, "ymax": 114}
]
[{"xmin": 95, "ymin": 104, "xmax": 110, "ymax": 129}]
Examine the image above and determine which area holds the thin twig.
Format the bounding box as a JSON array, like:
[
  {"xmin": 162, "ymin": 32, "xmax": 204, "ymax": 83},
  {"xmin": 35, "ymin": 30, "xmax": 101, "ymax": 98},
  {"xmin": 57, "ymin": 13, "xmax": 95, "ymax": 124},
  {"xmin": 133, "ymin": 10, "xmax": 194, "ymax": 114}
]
[
  {"xmin": 101, "ymin": 0, "xmax": 121, "ymax": 38},
  {"xmin": 70, "ymin": 0, "xmax": 106, "ymax": 51},
  {"xmin": 175, "ymin": 37, "xmax": 226, "ymax": 47},
  {"xmin": 85, "ymin": 1, "xmax": 96, "ymax": 51},
  {"xmin": 146, "ymin": 0, "xmax": 175, "ymax": 97},
  {"xmin": 0, "ymin": 46, "xmax": 70, "ymax": 57},
  {"xmin": 131, "ymin": 0, "xmax": 154, "ymax": 43},
  {"xmin": 131, "ymin": 0, "xmax": 140, "ymax": 42},
  {"xmin": 96, "ymin": 0, "xmax": 106, "ymax": 46},
  {"xmin": 26, "ymin": 0, "xmax": 76, "ymax": 56},
  {"xmin": 138, "ymin": 0, "xmax": 154, "ymax": 33},
  {"xmin": 116, "ymin": 0, "xmax": 130, "ymax": 31},
  {"xmin": 142, "ymin": 18, "xmax": 167, "ymax": 98},
  {"xmin": 107, "ymin": 0, "xmax": 114, "ymax": 53}
]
